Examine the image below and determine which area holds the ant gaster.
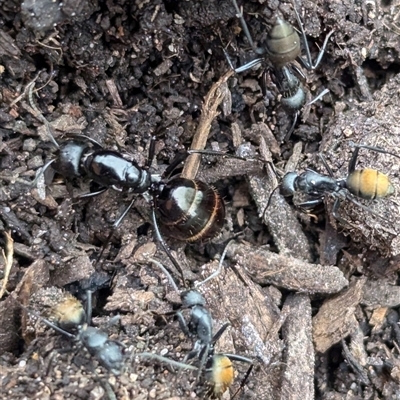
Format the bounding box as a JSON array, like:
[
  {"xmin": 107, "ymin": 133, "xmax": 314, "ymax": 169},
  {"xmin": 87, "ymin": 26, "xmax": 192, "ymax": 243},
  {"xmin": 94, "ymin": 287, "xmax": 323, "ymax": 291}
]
[
  {"xmin": 274, "ymin": 143, "xmax": 399, "ymax": 223},
  {"xmin": 228, "ymin": 0, "xmax": 334, "ymax": 139}
]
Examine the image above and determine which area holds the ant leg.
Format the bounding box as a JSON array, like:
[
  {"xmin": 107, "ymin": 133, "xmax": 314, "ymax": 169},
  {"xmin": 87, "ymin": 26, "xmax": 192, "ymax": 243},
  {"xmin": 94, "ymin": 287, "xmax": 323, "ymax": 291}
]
[
  {"xmin": 78, "ymin": 188, "xmax": 108, "ymax": 199},
  {"xmin": 95, "ymin": 197, "xmax": 137, "ymax": 265},
  {"xmin": 151, "ymin": 208, "xmax": 188, "ymax": 288},
  {"xmin": 231, "ymin": 361, "xmax": 254, "ymax": 399},
  {"xmin": 332, "ymin": 192, "xmax": 389, "ymax": 225},
  {"xmin": 40, "ymin": 316, "xmax": 76, "ymax": 339},
  {"xmin": 137, "ymin": 352, "xmax": 198, "ymax": 370},
  {"xmin": 223, "ymin": 47, "xmax": 263, "ymax": 73},
  {"xmin": 262, "ymin": 185, "xmax": 281, "ymax": 223},
  {"xmin": 292, "ymin": 3, "xmax": 334, "ymax": 70},
  {"xmin": 227, "ymin": 0, "xmax": 264, "ymax": 73},
  {"xmin": 176, "ymin": 311, "xmax": 191, "ymax": 337},
  {"xmin": 307, "ymin": 88, "xmax": 330, "ymax": 106},
  {"xmin": 31, "ymin": 159, "xmax": 56, "ymax": 187},
  {"xmin": 234, "ymin": 58, "xmax": 264, "ymax": 73},
  {"xmin": 350, "ymin": 143, "xmax": 400, "ymax": 158},
  {"xmin": 284, "ymin": 112, "xmax": 299, "ymax": 142},
  {"xmin": 28, "ymin": 82, "xmax": 59, "ymax": 149},
  {"xmin": 146, "ymin": 136, "xmax": 156, "ymax": 169},
  {"xmin": 230, "ymin": 0, "xmax": 257, "ymax": 52},
  {"xmin": 331, "ymin": 196, "xmax": 349, "ymax": 226},
  {"xmin": 223, "ymin": 46, "xmax": 264, "ymax": 73},
  {"xmin": 162, "ymin": 151, "xmax": 189, "ymax": 179},
  {"xmin": 345, "ymin": 194, "xmax": 391, "ymax": 223},
  {"xmin": 347, "ymin": 142, "xmax": 400, "ymax": 174},
  {"xmin": 85, "ymin": 290, "xmax": 93, "ymax": 325},
  {"xmin": 211, "ymin": 322, "xmax": 231, "ymax": 344},
  {"xmin": 75, "ymin": 134, "xmax": 104, "ymax": 149},
  {"xmin": 196, "ymin": 343, "xmax": 211, "ymax": 381},
  {"xmin": 195, "ymin": 240, "xmax": 234, "ymax": 287},
  {"xmin": 187, "ymin": 149, "xmax": 247, "ymax": 161},
  {"xmin": 148, "ymin": 258, "xmax": 180, "ymax": 294},
  {"xmin": 347, "ymin": 145, "xmax": 361, "ymax": 175},
  {"xmin": 318, "ymin": 154, "xmax": 335, "ymax": 177}
]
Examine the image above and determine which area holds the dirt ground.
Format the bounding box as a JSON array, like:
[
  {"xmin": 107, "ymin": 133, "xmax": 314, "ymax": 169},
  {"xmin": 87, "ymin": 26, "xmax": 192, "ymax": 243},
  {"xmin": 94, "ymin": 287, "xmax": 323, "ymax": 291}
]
[{"xmin": 1, "ymin": 0, "xmax": 400, "ymax": 399}]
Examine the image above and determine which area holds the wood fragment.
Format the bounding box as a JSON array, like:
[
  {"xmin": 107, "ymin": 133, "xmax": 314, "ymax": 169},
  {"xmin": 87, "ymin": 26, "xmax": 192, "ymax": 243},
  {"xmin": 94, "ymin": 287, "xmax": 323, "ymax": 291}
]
[
  {"xmin": 313, "ymin": 277, "xmax": 366, "ymax": 353},
  {"xmin": 181, "ymin": 70, "xmax": 233, "ymax": 179},
  {"xmin": 226, "ymin": 242, "xmax": 348, "ymax": 294},
  {"xmin": 281, "ymin": 294, "xmax": 314, "ymax": 400},
  {"xmin": 197, "ymin": 260, "xmax": 283, "ymax": 398},
  {"xmin": 0, "ymin": 231, "xmax": 14, "ymax": 299}
]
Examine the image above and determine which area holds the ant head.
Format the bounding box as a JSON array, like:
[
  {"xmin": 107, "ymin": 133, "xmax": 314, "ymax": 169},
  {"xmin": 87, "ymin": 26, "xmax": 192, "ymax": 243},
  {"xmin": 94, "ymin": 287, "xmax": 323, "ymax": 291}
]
[
  {"xmin": 181, "ymin": 290, "xmax": 206, "ymax": 308},
  {"xmin": 280, "ymin": 172, "xmax": 298, "ymax": 197}
]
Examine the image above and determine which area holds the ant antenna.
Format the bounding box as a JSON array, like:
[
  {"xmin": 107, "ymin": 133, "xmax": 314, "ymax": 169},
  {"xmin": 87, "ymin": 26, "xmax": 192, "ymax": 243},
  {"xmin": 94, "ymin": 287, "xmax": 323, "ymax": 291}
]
[
  {"xmin": 151, "ymin": 208, "xmax": 188, "ymax": 288},
  {"xmin": 137, "ymin": 352, "xmax": 198, "ymax": 371},
  {"xmin": 195, "ymin": 240, "xmax": 235, "ymax": 287},
  {"xmin": 94, "ymin": 197, "xmax": 137, "ymax": 267}
]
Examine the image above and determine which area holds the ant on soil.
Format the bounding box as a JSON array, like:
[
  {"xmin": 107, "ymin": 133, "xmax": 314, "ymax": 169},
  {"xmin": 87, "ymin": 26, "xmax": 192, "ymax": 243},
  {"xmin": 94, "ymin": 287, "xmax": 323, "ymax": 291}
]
[
  {"xmin": 226, "ymin": 0, "xmax": 334, "ymax": 140},
  {"xmin": 28, "ymin": 82, "xmax": 250, "ymax": 286},
  {"xmin": 23, "ymin": 290, "xmax": 124, "ymax": 375},
  {"xmin": 265, "ymin": 143, "xmax": 400, "ymax": 225},
  {"xmin": 138, "ymin": 246, "xmax": 253, "ymax": 399}
]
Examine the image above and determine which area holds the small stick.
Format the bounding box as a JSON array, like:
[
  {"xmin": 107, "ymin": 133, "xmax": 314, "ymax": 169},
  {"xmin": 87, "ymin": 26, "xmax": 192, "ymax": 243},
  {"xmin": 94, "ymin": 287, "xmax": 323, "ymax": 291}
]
[
  {"xmin": 0, "ymin": 231, "xmax": 14, "ymax": 299},
  {"xmin": 181, "ymin": 70, "xmax": 234, "ymax": 179}
]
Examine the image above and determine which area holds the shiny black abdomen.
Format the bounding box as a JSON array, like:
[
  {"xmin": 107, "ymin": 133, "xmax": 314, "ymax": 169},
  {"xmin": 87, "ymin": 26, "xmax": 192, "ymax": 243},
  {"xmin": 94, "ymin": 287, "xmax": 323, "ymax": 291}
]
[{"xmin": 156, "ymin": 177, "xmax": 225, "ymax": 242}]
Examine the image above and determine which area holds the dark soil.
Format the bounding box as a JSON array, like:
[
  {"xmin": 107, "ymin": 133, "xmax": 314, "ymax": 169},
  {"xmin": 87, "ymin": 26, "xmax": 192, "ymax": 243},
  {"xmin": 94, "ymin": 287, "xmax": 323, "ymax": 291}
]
[{"xmin": 1, "ymin": 0, "xmax": 400, "ymax": 399}]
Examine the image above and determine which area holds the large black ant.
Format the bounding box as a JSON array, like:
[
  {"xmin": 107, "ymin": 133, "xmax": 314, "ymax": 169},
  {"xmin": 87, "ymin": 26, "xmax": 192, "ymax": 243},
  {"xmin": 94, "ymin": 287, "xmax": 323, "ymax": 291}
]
[
  {"xmin": 268, "ymin": 143, "xmax": 399, "ymax": 224},
  {"xmin": 142, "ymin": 255, "xmax": 253, "ymax": 398},
  {"xmin": 43, "ymin": 135, "xmax": 226, "ymax": 244},
  {"xmin": 226, "ymin": 0, "xmax": 334, "ymax": 139},
  {"xmin": 25, "ymin": 291, "xmax": 124, "ymax": 375},
  {"xmin": 29, "ymin": 83, "xmax": 233, "ymax": 283}
]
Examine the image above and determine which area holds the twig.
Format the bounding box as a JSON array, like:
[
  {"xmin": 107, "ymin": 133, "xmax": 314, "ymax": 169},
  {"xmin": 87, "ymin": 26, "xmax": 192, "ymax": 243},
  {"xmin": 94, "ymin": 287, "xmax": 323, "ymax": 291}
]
[
  {"xmin": 181, "ymin": 70, "xmax": 234, "ymax": 179},
  {"xmin": 0, "ymin": 231, "xmax": 14, "ymax": 299}
]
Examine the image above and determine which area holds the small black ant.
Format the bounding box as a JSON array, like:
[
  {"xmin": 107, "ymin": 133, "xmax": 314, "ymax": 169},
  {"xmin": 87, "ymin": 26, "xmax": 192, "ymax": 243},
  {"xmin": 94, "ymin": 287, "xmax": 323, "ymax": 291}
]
[
  {"xmin": 267, "ymin": 143, "xmax": 399, "ymax": 224},
  {"xmin": 27, "ymin": 291, "xmax": 124, "ymax": 375},
  {"xmin": 145, "ymin": 255, "xmax": 253, "ymax": 398},
  {"xmin": 226, "ymin": 0, "xmax": 334, "ymax": 139}
]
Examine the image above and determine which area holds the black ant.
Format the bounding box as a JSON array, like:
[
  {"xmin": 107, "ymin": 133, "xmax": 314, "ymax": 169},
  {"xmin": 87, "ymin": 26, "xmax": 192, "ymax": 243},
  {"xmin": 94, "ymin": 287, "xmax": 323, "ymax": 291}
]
[
  {"xmin": 226, "ymin": 0, "xmax": 334, "ymax": 139},
  {"xmin": 267, "ymin": 143, "xmax": 399, "ymax": 224},
  {"xmin": 142, "ymin": 255, "xmax": 253, "ymax": 398},
  {"xmin": 25, "ymin": 291, "xmax": 124, "ymax": 375},
  {"xmin": 41, "ymin": 134, "xmax": 226, "ymax": 244},
  {"xmin": 29, "ymin": 84, "xmax": 240, "ymax": 284}
]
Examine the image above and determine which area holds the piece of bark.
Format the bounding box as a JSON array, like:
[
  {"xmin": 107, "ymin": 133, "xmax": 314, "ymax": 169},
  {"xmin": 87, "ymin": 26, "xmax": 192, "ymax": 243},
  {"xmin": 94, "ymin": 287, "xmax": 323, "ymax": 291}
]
[
  {"xmin": 313, "ymin": 277, "xmax": 366, "ymax": 353},
  {"xmin": 227, "ymin": 242, "xmax": 348, "ymax": 294},
  {"xmin": 281, "ymin": 294, "xmax": 314, "ymax": 400}
]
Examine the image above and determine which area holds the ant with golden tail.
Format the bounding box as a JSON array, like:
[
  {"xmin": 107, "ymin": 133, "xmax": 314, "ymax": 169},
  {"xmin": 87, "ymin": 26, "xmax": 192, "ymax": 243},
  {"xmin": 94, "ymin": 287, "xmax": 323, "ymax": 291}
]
[
  {"xmin": 226, "ymin": 0, "xmax": 334, "ymax": 140},
  {"xmin": 265, "ymin": 143, "xmax": 400, "ymax": 225},
  {"xmin": 137, "ymin": 238, "xmax": 254, "ymax": 398}
]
